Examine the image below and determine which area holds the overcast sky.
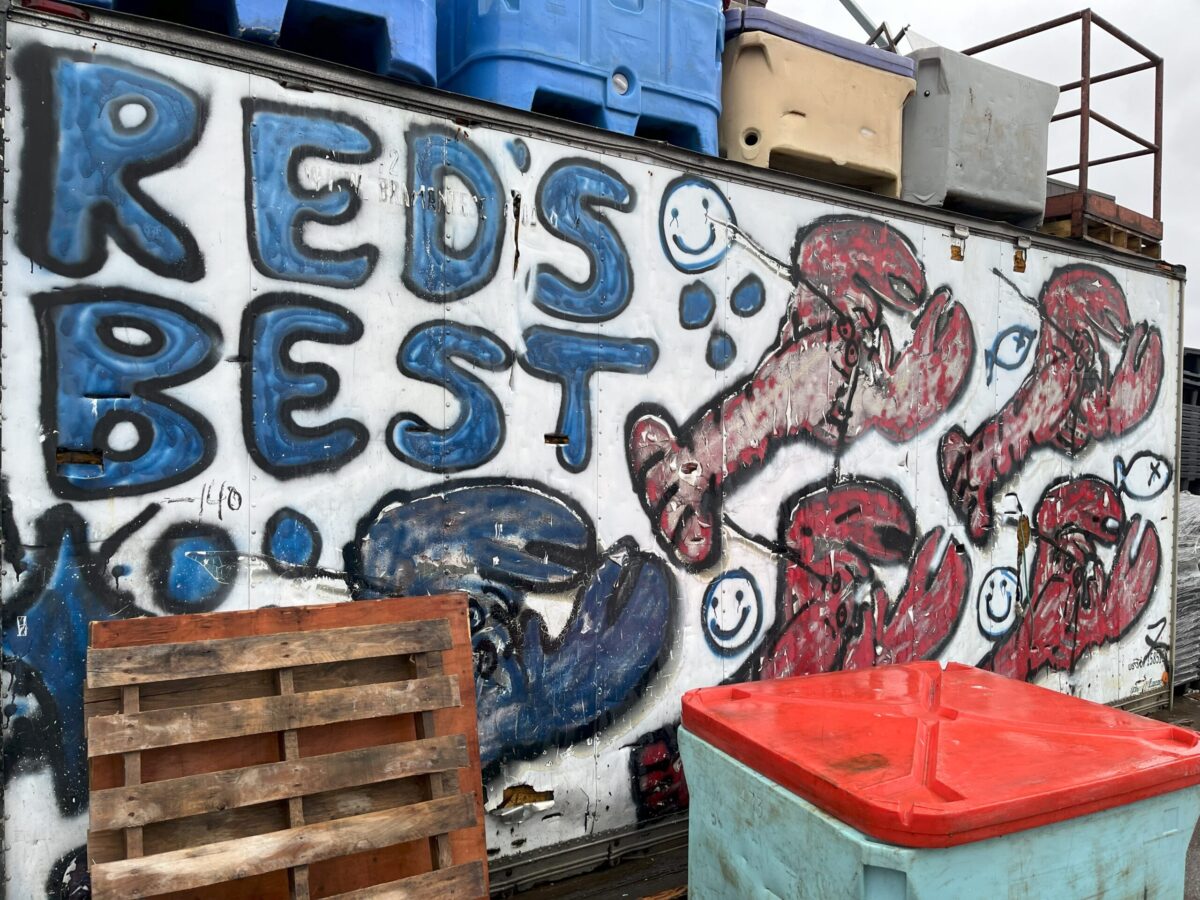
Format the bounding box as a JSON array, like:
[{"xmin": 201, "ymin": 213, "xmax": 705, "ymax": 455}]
[{"xmin": 768, "ymin": 0, "xmax": 1197, "ymax": 346}]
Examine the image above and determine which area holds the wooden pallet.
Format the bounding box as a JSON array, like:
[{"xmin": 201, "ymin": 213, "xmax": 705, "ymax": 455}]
[
  {"xmin": 85, "ymin": 595, "xmax": 487, "ymax": 900},
  {"xmin": 1040, "ymin": 190, "xmax": 1163, "ymax": 260}
]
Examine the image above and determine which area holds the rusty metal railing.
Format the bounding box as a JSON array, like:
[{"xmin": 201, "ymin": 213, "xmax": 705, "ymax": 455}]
[{"xmin": 962, "ymin": 9, "xmax": 1163, "ymax": 221}]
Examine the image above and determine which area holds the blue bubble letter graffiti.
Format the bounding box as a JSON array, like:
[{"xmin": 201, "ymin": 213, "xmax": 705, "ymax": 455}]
[
  {"xmin": 243, "ymin": 100, "xmax": 380, "ymax": 288},
  {"xmin": 16, "ymin": 47, "xmax": 205, "ymax": 280},
  {"xmin": 520, "ymin": 326, "xmax": 657, "ymax": 472},
  {"xmin": 241, "ymin": 294, "xmax": 368, "ymax": 479},
  {"xmin": 535, "ymin": 159, "xmax": 635, "ymax": 322},
  {"xmin": 403, "ymin": 125, "xmax": 505, "ymax": 301},
  {"xmin": 36, "ymin": 288, "xmax": 220, "ymax": 499},
  {"xmin": 388, "ymin": 322, "xmax": 513, "ymax": 472}
]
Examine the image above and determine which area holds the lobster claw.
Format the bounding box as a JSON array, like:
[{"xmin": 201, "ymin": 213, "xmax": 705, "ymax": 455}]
[
  {"xmin": 845, "ymin": 527, "xmax": 970, "ymax": 669},
  {"xmin": 1103, "ymin": 322, "xmax": 1165, "ymax": 440},
  {"xmin": 783, "ymin": 481, "xmax": 915, "ymax": 566},
  {"xmin": 768, "ymin": 481, "xmax": 969, "ymax": 681},
  {"xmin": 984, "ymin": 477, "xmax": 1160, "ymax": 681},
  {"xmin": 1042, "ymin": 266, "xmax": 1131, "ymax": 345},
  {"xmin": 1034, "ymin": 476, "xmax": 1123, "ymax": 545},
  {"xmin": 793, "ymin": 218, "xmax": 927, "ymax": 323},
  {"xmin": 1089, "ymin": 515, "xmax": 1161, "ymax": 647},
  {"xmin": 853, "ymin": 287, "xmax": 974, "ymax": 442}
]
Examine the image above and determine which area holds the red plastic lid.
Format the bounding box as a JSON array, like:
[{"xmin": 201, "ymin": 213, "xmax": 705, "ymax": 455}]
[{"xmin": 681, "ymin": 663, "xmax": 1200, "ymax": 847}]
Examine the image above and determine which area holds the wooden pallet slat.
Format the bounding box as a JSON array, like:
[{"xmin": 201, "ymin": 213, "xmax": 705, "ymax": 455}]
[
  {"xmin": 90, "ymin": 793, "xmax": 478, "ymax": 898},
  {"xmin": 87, "ymin": 619, "xmax": 452, "ymax": 688},
  {"xmin": 413, "ymin": 649, "xmax": 457, "ymax": 872},
  {"xmin": 324, "ymin": 861, "xmax": 488, "ymax": 900},
  {"xmin": 121, "ymin": 685, "xmax": 144, "ymax": 861},
  {"xmin": 90, "ymin": 735, "xmax": 469, "ymax": 831},
  {"xmin": 1040, "ymin": 189, "xmax": 1164, "ymax": 260},
  {"xmin": 276, "ymin": 668, "xmax": 312, "ymax": 900},
  {"xmin": 87, "ymin": 596, "xmax": 488, "ymax": 899},
  {"xmin": 88, "ymin": 674, "xmax": 461, "ymax": 756}
]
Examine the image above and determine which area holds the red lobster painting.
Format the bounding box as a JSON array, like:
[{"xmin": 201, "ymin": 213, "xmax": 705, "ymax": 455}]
[
  {"xmin": 760, "ymin": 480, "xmax": 970, "ymax": 679},
  {"xmin": 982, "ymin": 476, "xmax": 1160, "ymax": 680},
  {"xmin": 940, "ymin": 265, "xmax": 1163, "ymax": 544},
  {"xmin": 627, "ymin": 216, "xmax": 975, "ymax": 571}
]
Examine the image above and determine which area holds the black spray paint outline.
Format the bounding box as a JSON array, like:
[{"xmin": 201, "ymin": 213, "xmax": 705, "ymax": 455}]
[
  {"xmin": 15, "ymin": 45, "xmax": 207, "ymax": 282},
  {"xmin": 34, "ymin": 286, "xmax": 222, "ymax": 500},
  {"xmin": 239, "ymin": 292, "xmax": 368, "ymax": 481},
  {"xmin": 241, "ymin": 98, "xmax": 381, "ymax": 289}
]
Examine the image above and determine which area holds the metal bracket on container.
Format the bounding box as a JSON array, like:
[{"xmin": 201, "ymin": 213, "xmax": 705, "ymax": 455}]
[
  {"xmin": 950, "ymin": 224, "xmax": 970, "ymax": 262},
  {"xmin": 1014, "ymin": 235, "xmax": 1031, "ymax": 273}
]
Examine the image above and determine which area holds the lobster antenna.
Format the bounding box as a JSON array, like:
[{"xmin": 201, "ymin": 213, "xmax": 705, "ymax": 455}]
[
  {"xmin": 707, "ymin": 215, "xmax": 792, "ymax": 283},
  {"xmin": 992, "ymin": 267, "xmax": 1039, "ymax": 308}
]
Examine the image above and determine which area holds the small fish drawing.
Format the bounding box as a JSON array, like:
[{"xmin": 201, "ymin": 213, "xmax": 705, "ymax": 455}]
[
  {"xmin": 1114, "ymin": 451, "xmax": 1173, "ymax": 500},
  {"xmin": 985, "ymin": 325, "xmax": 1037, "ymax": 384}
]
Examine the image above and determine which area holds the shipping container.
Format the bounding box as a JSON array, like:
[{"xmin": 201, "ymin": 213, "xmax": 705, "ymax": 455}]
[{"xmin": 0, "ymin": 3, "xmax": 1185, "ymax": 895}]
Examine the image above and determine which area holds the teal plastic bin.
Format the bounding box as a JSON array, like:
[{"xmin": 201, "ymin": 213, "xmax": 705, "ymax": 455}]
[{"xmin": 680, "ymin": 663, "xmax": 1200, "ymax": 899}]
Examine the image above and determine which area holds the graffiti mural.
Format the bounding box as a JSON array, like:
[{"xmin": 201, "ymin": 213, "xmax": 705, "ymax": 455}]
[
  {"xmin": 939, "ymin": 265, "xmax": 1164, "ymax": 544},
  {"xmin": 347, "ymin": 480, "xmax": 674, "ymax": 770},
  {"xmin": 628, "ymin": 216, "xmax": 975, "ymax": 570},
  {"xmin": 981, "ymin": 475, "xmax": 1161, "ymax": 681},
  {"xmin": 0, "ymin": 22, "xmax": 1182, "ymax": 897},
  {"xmin": 754, "ymin": 478, "xmax": 970, "ymax": 680}
]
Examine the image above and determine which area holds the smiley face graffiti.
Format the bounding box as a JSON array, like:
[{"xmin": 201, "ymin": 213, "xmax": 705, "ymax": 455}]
[
  {"xmin": 701, "ymin": 568, "xmax": 762, "ymax": 656},
  {"xmin": 659, "ymin": 176, "xmax": 735, "ymax": 273}
]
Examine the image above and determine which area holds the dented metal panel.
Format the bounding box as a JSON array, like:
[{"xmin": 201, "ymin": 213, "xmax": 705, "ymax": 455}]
[{"xmin": 0, "ymin": 7, "xmax": 1184, "ymax": 895}]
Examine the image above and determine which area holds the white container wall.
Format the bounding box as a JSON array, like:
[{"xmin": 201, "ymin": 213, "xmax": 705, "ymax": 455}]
[{"xmin": 0, "ymin": 15, "xmax": 1183, "ymax": 896}]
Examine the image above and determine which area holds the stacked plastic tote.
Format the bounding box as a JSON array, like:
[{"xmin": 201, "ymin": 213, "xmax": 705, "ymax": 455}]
[
  {"xmin": 73, "ymin": 0, "xmax": 726, "ymax": 155},
  {"xmin": 721, "ymin": 9, "xmax": 1058, "ymax": 220},
  {"xmin": 721, "ymin": 9, "xmax": 915, "ymax": 197},
  {"xmin": 436, "ymin": 0, "xmax": 725, "ymax": 154},
  {"xmin": 76, "ymin": 0, "xmax": 438, "ymax": 84}
]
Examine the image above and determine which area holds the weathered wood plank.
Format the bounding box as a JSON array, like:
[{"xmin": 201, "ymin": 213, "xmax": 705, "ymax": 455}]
[
  {"xmin": 413, "ymin": 651, "xmax": 456, "ymax": 871},
  {"xmin": 88, "ymin": 596, "xmax": 468, "ymax": 649},
  {"xmin": 91, "ymin": 736, "xmax": 467, "ymax": 831},
  {"xmin": 89, "ymin": 793, "xmax": 477, "ymax": 898},
  {"xmin": 88, "ymin": 675, "xmax": 460, "ymax": 756},
  {"xmin": 86, "ymin": 655, "xmax": 413, "ymax": 713},
  {"xmin": 88, "ymin": 775, "xmax": 437, "ymax": 865},
  {"xmin": 87, "ymin": 619, "xmax": 451, "ymax": 688},
  {"xmin": 304, "ymin": 777, "xmax": 430, "ymax": 825},
  {"xmin": 121, "ymin": 685, "xmax": 144, "ymax": 861},
  {"xmin": 277, "ymin": 669, "xmax": 311, "ymax": 900},
  {"xmin": 324, "ymin": 861, "xmax": 487, "ymax": 900}
]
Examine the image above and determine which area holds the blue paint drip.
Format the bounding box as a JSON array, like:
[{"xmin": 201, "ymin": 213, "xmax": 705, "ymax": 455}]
[
  {"xmin": 2, "ymin": 510, "xmax": 144, "ymax": 815},
  {"xmin": 389, "ymin": 322, "xmax": 513, "ymax": 472},
  {"xmin": 535, "ymin": 161, "xmax": 635, "ymax": 322},
  {"xmin": 679, "ymin": 281, "xmax": 716, "ymax": 329},
  {"xmin": 521, "ymin": 326, "xmax": 658, "ymax": 472},
  {"xmin": 707, "ymin": 330, "xmax": 737, "ymax": 370},
  {"xmin": 730, "ymin": 273, "xmax": 766, "ymax": 317},
  {"xmin": 246, "ymin": 105, "xmax": 379, "ymax": 287}
]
